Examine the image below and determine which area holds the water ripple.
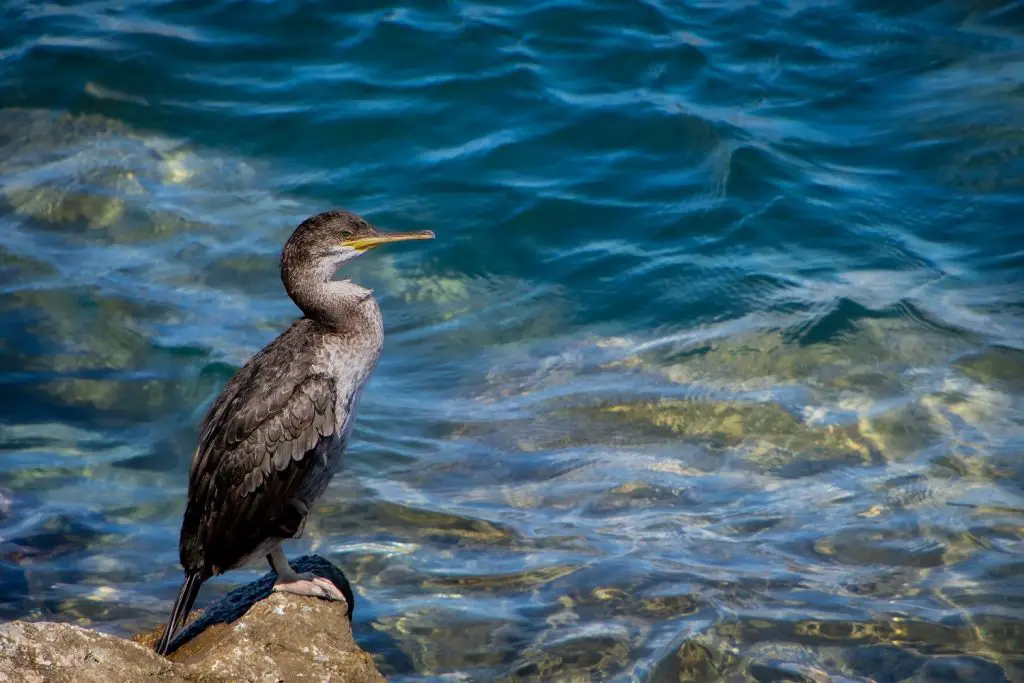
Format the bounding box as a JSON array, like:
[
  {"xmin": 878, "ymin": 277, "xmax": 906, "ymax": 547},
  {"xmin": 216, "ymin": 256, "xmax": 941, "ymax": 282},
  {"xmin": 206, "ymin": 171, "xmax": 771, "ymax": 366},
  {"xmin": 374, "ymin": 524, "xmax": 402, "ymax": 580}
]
[{"xmin": 1, "ymin": 0, "xmax": 1023, "ymax": 681}]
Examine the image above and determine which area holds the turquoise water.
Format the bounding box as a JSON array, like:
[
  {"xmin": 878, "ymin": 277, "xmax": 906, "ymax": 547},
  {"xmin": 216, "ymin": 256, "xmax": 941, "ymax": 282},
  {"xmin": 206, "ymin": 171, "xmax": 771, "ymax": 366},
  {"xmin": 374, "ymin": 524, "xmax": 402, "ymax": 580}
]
[{"xmin": 1, "ymin": 1, "xmax": 1023, "ymax": 680}]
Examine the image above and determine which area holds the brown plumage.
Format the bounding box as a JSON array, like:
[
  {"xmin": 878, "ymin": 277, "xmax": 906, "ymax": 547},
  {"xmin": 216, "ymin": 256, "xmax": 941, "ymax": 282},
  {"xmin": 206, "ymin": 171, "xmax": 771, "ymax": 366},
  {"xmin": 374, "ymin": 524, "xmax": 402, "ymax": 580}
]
[
  {"xmin": 185, "ymin": 332, "xmax": 339, "ymax": 571},
  {"xmin": 154, "ymin": 211, "xmax": 433, "ymax": 655}
]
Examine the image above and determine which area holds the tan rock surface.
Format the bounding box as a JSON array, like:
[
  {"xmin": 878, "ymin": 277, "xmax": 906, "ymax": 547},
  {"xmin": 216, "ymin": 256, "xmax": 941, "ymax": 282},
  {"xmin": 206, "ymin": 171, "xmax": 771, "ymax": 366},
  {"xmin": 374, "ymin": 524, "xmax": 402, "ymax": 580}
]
[{"xmin": 0, "ymin": 555, "xmax": 385, "ymax": 683}]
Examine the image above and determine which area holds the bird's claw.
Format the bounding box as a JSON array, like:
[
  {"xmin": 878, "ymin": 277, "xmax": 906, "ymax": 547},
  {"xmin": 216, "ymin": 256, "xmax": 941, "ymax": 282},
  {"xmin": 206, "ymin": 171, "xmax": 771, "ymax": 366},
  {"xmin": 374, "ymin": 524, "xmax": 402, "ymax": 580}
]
[{"xmin": 272, "ymin": 572, "xmax": 348, "ymax": 604}]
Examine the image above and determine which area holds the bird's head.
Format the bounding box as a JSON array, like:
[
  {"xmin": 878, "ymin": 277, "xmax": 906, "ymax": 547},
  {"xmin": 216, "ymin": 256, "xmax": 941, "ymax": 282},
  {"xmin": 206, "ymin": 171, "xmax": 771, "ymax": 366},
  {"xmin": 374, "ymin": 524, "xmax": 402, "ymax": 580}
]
[{"xmin": 281, "ymin": 210, "xmax": 434, "ymax": 276}]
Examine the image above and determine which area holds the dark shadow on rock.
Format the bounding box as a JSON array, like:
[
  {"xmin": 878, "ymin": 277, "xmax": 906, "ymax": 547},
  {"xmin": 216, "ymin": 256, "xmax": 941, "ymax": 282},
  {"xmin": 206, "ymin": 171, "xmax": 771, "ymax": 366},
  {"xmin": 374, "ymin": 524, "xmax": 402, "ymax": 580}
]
[
  {"xmin": 137, "ymin": 554, "xmax": 355, "ymax": 655},
  {"xmin": 3, "ymin": 553, "xmax": 384, "ymax": 683}
]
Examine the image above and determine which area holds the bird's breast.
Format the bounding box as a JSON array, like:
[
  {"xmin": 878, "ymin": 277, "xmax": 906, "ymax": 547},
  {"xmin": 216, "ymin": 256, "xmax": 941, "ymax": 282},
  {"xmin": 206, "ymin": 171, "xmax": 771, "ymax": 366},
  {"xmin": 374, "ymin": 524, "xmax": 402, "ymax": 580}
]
[{"xmin": 314, "ymin": 329, "xmax": 382, "ymax": 426}]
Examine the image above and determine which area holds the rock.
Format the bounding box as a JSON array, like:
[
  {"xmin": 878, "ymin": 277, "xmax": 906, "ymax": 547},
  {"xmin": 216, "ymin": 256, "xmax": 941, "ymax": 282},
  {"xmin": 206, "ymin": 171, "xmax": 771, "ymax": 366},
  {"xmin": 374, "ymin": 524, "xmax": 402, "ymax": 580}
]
[
  {"xmin": 0, "ymin": 621, "xmax": 178, "ymax": 683},
  {"xmin": 0, "ymin": 554, "xmax": 385, "ymax": 683}
]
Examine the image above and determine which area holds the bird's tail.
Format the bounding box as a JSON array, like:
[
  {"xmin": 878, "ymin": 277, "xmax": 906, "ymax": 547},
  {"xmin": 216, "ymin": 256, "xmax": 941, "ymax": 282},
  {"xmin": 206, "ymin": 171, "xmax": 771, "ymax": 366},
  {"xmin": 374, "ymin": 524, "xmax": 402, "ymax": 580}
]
[{"xmin": 154, "ymin": 570, "xmax": 204, "ymax": 656}]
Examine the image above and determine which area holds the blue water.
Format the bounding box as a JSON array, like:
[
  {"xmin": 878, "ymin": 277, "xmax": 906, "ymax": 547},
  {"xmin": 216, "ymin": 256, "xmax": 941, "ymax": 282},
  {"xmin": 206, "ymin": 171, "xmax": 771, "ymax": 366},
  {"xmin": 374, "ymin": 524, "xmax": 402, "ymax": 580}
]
[{"xmin": 2, "ymin": 1, "xmax": 1023, "ymax": 680}]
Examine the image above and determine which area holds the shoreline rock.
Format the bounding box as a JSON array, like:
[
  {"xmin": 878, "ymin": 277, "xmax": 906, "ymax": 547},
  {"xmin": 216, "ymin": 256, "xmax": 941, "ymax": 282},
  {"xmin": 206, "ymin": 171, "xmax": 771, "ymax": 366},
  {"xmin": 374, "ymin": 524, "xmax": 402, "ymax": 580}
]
[{"xmin": 0, "ymin": 554, "xmax": 386, "ymax": 683}]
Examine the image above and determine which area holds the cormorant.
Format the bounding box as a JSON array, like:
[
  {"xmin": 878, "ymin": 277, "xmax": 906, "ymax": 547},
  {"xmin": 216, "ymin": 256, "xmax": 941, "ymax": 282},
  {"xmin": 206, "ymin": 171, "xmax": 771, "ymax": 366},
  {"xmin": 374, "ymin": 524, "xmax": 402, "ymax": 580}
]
[{"xmin": 154, "ymin": 210, "xmax": 434, "ymax": 656}]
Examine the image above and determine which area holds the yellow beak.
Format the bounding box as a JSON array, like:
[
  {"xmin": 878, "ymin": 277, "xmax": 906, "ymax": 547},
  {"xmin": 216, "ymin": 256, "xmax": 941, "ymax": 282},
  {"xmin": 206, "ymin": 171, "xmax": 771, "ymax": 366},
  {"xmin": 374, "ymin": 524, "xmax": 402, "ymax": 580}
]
[{"xmin": 343, "ymin": 230, "xmax": 435, "ymax": 252}]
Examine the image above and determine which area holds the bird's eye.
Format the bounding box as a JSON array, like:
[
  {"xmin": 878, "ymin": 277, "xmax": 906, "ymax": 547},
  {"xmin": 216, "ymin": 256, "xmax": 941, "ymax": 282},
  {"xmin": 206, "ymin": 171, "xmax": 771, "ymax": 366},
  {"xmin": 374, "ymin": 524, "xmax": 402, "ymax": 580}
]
[{"xmin": 341, "ymin": 230, "xmax": 353, "ymax": 239}]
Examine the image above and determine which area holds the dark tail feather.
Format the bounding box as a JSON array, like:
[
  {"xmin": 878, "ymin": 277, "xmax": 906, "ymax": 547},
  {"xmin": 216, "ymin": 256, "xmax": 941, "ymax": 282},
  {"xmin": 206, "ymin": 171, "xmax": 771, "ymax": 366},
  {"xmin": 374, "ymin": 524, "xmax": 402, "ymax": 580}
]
[{"xmin": 154, "ymin": 571, "xmax": 204, "ymax": 656}]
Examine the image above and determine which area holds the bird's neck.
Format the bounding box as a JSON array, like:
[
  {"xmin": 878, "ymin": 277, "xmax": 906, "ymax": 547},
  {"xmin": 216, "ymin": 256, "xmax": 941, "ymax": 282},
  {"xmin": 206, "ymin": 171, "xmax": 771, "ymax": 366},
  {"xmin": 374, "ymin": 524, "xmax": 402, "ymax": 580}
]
[{"xmin": 282, "ymin": 261, "xmax": 373, "ymax": 329}]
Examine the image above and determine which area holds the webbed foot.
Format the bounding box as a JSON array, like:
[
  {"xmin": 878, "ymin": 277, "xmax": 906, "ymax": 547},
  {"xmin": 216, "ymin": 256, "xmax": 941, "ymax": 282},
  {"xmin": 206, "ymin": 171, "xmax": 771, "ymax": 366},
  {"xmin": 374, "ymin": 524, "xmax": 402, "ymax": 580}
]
[{"xmin": 272, "ymin": 572, "xmax": 347, "ymax": 603}]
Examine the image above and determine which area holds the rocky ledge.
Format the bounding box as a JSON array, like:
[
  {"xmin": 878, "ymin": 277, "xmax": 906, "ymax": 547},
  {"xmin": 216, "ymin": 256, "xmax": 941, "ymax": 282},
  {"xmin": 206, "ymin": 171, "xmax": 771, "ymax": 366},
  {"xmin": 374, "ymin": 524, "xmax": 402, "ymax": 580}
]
[{"xmin": 0, "ymin": 555, "xmax": 386, "ymax": 683}]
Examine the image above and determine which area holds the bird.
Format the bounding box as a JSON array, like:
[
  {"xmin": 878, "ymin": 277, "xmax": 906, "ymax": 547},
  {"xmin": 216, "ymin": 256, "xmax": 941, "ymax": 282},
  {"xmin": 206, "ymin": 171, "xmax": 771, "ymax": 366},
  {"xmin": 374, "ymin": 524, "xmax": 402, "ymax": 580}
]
[{"xmin": 154, "ymin": 210, "xmax": 434, "ymax": 656}]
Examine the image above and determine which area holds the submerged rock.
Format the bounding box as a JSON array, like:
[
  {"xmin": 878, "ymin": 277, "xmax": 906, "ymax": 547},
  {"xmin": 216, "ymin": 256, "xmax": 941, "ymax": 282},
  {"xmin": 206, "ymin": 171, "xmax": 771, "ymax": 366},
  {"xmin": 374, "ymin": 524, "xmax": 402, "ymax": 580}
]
[{"xmin": 0, "ymin": 554, "xmax": 385, "ymax": 682}]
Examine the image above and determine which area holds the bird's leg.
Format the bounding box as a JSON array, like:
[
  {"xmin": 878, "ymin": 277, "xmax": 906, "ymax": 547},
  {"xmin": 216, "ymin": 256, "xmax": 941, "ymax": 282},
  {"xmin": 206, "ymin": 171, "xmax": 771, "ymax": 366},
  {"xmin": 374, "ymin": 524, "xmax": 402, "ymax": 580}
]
[{"xmin": 267, "ymin": 547, "xmax": 347, "ymax": 603}]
